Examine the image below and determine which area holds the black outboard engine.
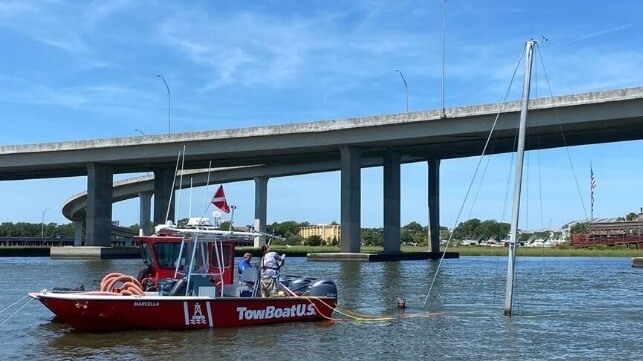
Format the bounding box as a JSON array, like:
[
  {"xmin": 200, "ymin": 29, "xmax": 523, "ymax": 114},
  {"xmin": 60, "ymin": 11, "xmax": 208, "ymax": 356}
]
[
  {"xmin": 288, "ymin": 277, "xmax": 313, "ymax": 295},
  {"xmin": 277, "ymin": 274, "xmax": 290, "ymax": 287},
  {"xmin": 308, "ymin": 279, "xmax": 337, "ymax": 298}
]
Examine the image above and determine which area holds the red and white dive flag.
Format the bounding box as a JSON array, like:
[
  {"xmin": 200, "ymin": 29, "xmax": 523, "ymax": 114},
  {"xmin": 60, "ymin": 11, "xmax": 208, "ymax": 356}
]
[{"xmin": 211, "ymin": 185, "xmax": 230, "ymax": 213}]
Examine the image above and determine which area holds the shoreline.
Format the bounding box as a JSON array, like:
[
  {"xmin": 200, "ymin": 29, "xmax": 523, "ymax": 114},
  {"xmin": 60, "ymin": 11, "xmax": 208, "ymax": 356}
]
[{"xmin": 3, "ymin": 245, "xmax": 640, "ymax": 258}]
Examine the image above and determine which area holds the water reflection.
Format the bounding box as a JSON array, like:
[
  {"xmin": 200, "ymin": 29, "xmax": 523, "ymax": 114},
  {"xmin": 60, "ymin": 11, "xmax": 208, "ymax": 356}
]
[{"xmin": 3, "ymin": 256, "xmax": 642, "ymax": 360}]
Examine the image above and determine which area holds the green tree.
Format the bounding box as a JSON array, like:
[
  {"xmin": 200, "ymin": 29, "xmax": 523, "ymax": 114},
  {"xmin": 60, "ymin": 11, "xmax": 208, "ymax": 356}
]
[
  {"xmin": 267, "ymin": 221, "xmax": 310, "ymax": 238},
  {"xmin": 401, "ymin": 222, "xmax": 427, "ymax": 245},
  {"xmin": 305, "ymin": 235, "xmax": 323, "ymax": 246},
  {"xmin": 55, "ymin": 223, "xmax": 76, "ymax": 238},
  {"xmin": 361, "ymin": 228, "xmax": 383, "ymax": 246},
  {"xmin": 478, "ymin": 220, "xmax": 510, "ymax": 241},
  {"xmin": 570, "ymin": 222, "xmax": 589, "ymax": 234},
  {"xmin": 439, "ymin": 227, "xmax": 451, "ymax": 242},
  {"xmin": 452, "ymin": 219, "xmax": 482, "ymax": 241},
  {"xmin": 286, "ymin": 234, "xmax": 304, "ymax": 246},
  {"xmin": 218, "ymin": 220, "xmax": 232, "ymax": 231},
  {"xmin": 0, "ymin": 221, "xmax": 76, "ymax": 238},
  {"xmin": 518, "ymin": 232, "xmax": 532, "ymax": 243},
  {"xmin": 625, "ymin": 212, "xmax": 638, "ymax": 221}
]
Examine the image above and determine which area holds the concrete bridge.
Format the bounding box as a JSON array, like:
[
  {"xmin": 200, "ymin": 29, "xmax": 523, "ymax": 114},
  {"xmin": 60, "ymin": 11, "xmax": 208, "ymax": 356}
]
[{"xmin": 1, "ymin": 87, "xmax": 642, "ymax": 253}]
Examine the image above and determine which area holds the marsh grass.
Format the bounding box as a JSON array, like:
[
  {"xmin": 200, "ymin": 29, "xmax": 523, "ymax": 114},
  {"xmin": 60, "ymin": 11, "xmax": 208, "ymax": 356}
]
[{"xmin": 238, "ymin": 245, "xmax": 643, "ymax": 258}]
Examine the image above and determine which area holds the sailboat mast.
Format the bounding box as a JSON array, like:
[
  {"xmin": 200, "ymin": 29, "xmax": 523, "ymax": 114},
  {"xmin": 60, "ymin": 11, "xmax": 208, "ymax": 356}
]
[{"xmin": 504, "ymin": 40, "xmax": 536, "ymax": 317}]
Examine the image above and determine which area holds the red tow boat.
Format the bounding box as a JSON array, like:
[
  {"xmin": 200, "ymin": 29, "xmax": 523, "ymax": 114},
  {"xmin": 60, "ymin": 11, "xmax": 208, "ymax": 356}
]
[{"xmin": 29, "ymin": 224, "xmax": 337, "ymax": 332}]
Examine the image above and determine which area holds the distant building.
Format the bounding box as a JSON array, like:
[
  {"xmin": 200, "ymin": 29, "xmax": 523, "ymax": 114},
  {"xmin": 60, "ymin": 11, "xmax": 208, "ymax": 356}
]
[
  {"xmin": 298, "ymin": 224, "xmax": 340, "ymax": 245},
  {"xmin": 566, "ymin": 212, "xmax": 643, "ymax": 248},
  {"xmin": 564, "ymin": 213, "xmax": 643, "ymax": 237}
]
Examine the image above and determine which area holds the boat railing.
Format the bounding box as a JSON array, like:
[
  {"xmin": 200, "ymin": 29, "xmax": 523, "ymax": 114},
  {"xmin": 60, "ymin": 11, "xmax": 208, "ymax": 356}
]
[{"xmin": 155, "ymin": 224, "xmax": 281, "ymax": 243}]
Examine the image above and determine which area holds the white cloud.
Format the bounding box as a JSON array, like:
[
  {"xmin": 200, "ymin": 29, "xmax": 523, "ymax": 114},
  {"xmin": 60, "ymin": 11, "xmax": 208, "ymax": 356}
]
[{"xmin": 85, "ymin": 0, "xmax": 134, "ymax": 25}]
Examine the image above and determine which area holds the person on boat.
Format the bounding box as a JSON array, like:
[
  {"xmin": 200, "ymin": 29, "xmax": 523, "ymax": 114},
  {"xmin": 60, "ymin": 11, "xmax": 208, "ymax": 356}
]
[
  {"xmin": 260, "ymin": 244, "xmax": 284, "ymax": 297},
  {"xmin": 238, "ymin": 253, "xmax": 252, "ymax": 275}
]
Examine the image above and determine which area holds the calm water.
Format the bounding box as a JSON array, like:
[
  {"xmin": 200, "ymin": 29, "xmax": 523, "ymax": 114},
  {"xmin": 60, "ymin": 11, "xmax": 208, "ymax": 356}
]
[{"xmin": 0, "ymin": 256, "xmax": 641, "ymax": 360}]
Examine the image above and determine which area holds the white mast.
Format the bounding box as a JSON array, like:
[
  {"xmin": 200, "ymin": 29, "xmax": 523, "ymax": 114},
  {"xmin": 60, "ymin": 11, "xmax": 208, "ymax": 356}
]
[{"xmin": 504, "ymin": 40, "xmax": 536, "ymax": 317}]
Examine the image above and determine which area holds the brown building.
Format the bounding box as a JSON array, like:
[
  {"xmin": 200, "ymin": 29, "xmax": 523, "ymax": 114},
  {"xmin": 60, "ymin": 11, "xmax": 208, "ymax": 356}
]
[{"xmin": 568, "ymin": 212, "xmax": 643, "ymax": 248}]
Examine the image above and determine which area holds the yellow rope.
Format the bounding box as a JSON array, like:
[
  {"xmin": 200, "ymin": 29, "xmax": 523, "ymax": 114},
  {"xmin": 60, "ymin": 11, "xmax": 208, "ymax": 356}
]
[
  {"xmin": 307, "ymin": 296, "xmax": 441, "ymax": 322},
  {"xmin": 280, "ymin": 284, "xmax": 442, "ymax": 323}
]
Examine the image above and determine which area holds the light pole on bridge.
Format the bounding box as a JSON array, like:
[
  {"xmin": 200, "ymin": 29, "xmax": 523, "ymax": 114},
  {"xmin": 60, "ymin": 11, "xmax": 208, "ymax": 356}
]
[
  {"xmin": 41, "ymin": 208, "xmax": 49, "ymax": 238},
  {"xmin": 395, "ymin": 69, "xmax": 408, "ymax": 113},
  {"xmin": 156, "ymin": 74, "xmax": 171, "ymax": 134}
]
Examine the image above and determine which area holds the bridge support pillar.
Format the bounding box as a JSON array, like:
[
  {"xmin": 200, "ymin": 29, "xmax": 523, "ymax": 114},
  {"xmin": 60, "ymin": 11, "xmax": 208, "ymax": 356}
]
[
  {"xmin": 340, "ymin": 145, "xmax": 361, "ymax": 253},
  {"xmin": 254, "ymin": 177, "xmax": 268, "ymax": 247},
  {"xmin": 153, "ymin": 167, "xmax": 176, "ymax": 226},
  {"xmin": 74, "ymin": 220, "xmax": 83, "ymax": 246},
  {"xmin": 427, "ymin": 158, "xmax": 441, "ymax": 252},
  {"xmin": 383, "ymin": 149, "xmax": 401, "ymax": 252},
  {"xmin": 86, "ymin": 163, "xmax": 113, "ymax": 247},
  {"xmin": 138, "ymin": 191, "xmax": 153, "ymax": 235}
]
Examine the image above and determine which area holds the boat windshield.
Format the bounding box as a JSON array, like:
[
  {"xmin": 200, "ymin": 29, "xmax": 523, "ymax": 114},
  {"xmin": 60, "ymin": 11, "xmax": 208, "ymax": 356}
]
[
  {"xmin": 154, "ymin": 242, "xmax": 187, "ymax": 268},
  {"xmin": 140, "ymin": 242, "xmax": 154, "ymax": 267}
]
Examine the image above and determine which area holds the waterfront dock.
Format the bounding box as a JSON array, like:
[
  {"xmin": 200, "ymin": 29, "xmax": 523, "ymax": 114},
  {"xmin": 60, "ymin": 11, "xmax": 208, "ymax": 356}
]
[
  {"xmin": 50, "ymin": 246, "xmax": 140, "ymax": 259},
  {"xmin": 633, "ymin": 257, "xmax": 643, "ymax": 268}
]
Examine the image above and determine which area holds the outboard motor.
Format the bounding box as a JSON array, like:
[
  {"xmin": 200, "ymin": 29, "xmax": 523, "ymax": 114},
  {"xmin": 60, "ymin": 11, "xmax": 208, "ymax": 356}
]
[
  {"xmin": 277, "ymin": 274, "xmax": 290, "ymax": 287},
  {"xmin": 288, "ymin": 277, "xmax": 313, "ymax": 295},
  {"xmin": 308, "ymin": 279, "xmax": 337, "ymax": 298}
]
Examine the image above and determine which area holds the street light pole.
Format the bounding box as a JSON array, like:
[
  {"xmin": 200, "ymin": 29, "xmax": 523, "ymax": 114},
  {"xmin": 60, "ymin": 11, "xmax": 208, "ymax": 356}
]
[
  {"xmin": 41, "ymin": 208, "xmax": 49, "ymax": 238},
  {"xmin": 395, "ymin": 69, "xmax": 408, "ymax": 113},
  {"xmin": 440, "ymin": 0, "xmax": 447, "ymax": 118},
  {"xmin": 156, "ymin": 74, "xmax": 171, "ymax": 134},
  {"xmin": 134, "ymin": 129, "xmax": 145, "ymax": 136}
]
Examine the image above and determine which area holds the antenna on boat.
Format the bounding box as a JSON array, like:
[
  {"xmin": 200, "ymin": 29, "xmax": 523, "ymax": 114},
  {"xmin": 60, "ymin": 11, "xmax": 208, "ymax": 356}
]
[
  {"xmin": 189, "ymin": 177, "xmax": 194, "ymax": 218},
  {"xmin": 504, "ymin": 40, "xmax": 536, "ymax": 317},
  {"xmin": 165, "ymin": 149, "xmax": 183, "ymax": 224},
  {"xmin": 213, "ymin": 211, "xmax": 221, "ymax": 227},
  {"xmin": 196, "ymin": 161, "xmax": 216, "ymax": 227},
  {"xmin": 175, "ymin": 145, "xmax": 187, "ymax": 221},
  {"xmin": 203, "ymin": 161, "xmax": 213, "ymax": 211},
  {"xmin": 228, "ymin": 205, "xmax": 237, "ymax": 232}
]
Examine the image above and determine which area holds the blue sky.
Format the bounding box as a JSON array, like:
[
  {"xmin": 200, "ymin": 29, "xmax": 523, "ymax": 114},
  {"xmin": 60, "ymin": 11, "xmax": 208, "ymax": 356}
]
[{"xmin": 0, "ymin": 0, "xmax": 641, "ymax": 231}]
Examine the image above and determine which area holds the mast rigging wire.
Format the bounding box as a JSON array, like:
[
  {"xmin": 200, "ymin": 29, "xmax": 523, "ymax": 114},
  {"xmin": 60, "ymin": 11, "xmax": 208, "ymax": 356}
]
[{"xmin": 423, "ymin": 45, "xmax": 527, "ymax": 308}]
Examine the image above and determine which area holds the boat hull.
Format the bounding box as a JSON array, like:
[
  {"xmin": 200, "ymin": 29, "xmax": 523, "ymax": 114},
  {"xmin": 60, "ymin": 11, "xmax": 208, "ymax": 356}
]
[{"xmin": 29, "ymin": 292, "xmax": 336, "ymax": 332}]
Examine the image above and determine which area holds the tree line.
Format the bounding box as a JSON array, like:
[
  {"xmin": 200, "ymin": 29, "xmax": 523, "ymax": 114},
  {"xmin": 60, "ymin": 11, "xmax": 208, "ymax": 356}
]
[
  {"xmin": 0, "ymin": 219, "xmax": 562, "ymax": 246},
  {"xmin": 3, "ymin": 210, "xmax": 639, "ymax": 245},
  {"xmin": 0, "ymin": 222, "xmax": 75, "ymax": 238}
]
